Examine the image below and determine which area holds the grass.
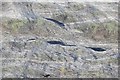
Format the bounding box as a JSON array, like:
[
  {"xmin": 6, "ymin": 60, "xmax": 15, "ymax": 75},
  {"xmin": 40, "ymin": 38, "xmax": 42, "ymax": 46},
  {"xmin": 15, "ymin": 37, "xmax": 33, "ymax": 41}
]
[
  {"xmin": 2, "ymin": 17, "xmax": 56, "ymax": 35},
  {"xmin": 66, "ymin": 2, "xmax": 84, "ymax": 11},
  {"xmin": 76, "ymin": 21, "xmax": 118, "ymax": 43},
  {"xmin": 52, "ymin": 13, "xmax": 76, "ymax": 23},
  {"xmin": 35, "ymin": 17, "xmax": 56, "ymax": 28},
  {"xmin": 10, "ymin": 20, "xmax": 26, "ymax": 32},
  {"xmin": 103, "ymin": 21, "xmax": 118, "ymax": 33},
  {"xmin": 36, "ymin": 18, "xmax": 45, "ymax": 26},
  {"xmin": 2, "ymin": 18, "xmax": 27, "ymax": 33}
]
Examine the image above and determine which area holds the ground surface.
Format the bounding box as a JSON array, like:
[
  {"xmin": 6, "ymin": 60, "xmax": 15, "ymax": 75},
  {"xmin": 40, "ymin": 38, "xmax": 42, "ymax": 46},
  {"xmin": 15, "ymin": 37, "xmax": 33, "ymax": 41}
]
[{"xmin": 0, "ymin": 2, "xmax": 118, "ymax": 78}]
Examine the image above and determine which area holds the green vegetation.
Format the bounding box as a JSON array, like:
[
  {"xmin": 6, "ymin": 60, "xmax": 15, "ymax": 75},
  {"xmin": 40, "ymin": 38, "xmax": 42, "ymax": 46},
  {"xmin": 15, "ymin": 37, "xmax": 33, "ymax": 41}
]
[
  {"xmin": 91, "ymin": 10, "xmax": 106, "ymax": 17},
  {"xmin": 36, "ymin": 18, "xmax": 46, "ymax": 26},
  {"xmin": 10, "ymin": 19, "xmax": 27, "ymax": 32},
  {"xmin": 37, "ymin": 3, "xmax": 51, "ymax": 9},
  {"xmin": 67, "ymin": 2, "xmax": 84, "ymax": 11},
  {"xmin": 36, "ymin": 17, "xmax": 57, "ymax": 29},
  {"xmin": 86, "ymin": 22, "xmax": 115, "ymax": 35},
  {"xmin": 2, "ymin": 18, "xmax": 27, "ymax": 33},
  {"xmin": 76, "ymin": 21, "xmax": 118, "ymax": 43},
  {"xmin": 2, "ymin": 17, "xmax": 57, "ymax": 35},
  {"xmin": 103, "ymin": 21, "xmax": 118, "ymax": 34},
  {"xmin": 52, "ymin": 13, "xmax": 76, "ymax": 23}
]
